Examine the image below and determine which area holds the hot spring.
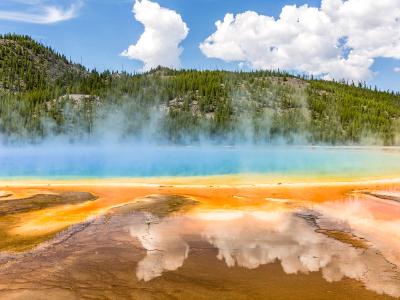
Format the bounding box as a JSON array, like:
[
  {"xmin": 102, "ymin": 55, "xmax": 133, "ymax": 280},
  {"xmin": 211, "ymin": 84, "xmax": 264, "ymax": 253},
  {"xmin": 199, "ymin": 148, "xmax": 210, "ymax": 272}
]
[
  {"xmin": 1, "ymin": 145, "xmax": 400, "ymax": 178},
  {"xmin": 1, "ymin": 145, "xmax": 400, "ymax": 299}
]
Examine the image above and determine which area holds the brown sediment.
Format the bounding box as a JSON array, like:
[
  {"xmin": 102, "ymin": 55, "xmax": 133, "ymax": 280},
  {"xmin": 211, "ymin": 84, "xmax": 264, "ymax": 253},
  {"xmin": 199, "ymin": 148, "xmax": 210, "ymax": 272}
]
[
  {"xmin": 0, "ymin": 243, "xmax": 395, "ymax": 300},
  {"xmin": 0, "ymin": 191, "xmax": 97, "ymax": 252},
  {"xmin": 295, "ymin": 209, "xmax": 370, "ymax": 249},
  {"xmin": 0, "ymin": 177, "xmax": 399, "ymax": 253},
  {"xmin": 0, "ymin": 180, "xmax": 398, "ymax": 299},
  {"xmin": 0, "ymin": 193, "xmax": 12, "ymax": 199},
  {"xmin": 316, "ymin": 229, "xmax": 369, "ymax": 249},
  {"xmin": 0, "ymin": 196, "xmax": 397, "ymax": 300},
  {"xmin": 0, "ymin": 192, "xmax": 96, "ymax": 216},
  {"xmin": 363, "ymin": 191, "xmax": 400, "ymax": 203},
  {"xmin": 110, "ymin": 194, "xmax": 198, "ymax": 217}
]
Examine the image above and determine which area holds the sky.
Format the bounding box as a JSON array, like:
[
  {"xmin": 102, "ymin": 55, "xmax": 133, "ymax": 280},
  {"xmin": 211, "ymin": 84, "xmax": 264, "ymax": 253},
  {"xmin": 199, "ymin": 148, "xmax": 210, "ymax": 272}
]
[{"xmin": 0, "ymin": 0, "xmax": 399, "ymax": 91}]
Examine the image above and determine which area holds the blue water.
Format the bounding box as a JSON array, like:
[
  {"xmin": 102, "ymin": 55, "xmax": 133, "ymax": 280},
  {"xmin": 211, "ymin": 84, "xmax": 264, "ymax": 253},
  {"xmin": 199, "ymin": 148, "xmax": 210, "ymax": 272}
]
[{"xmin": 0, "ymin": 145, "xmax": 399, "ymax": 179}]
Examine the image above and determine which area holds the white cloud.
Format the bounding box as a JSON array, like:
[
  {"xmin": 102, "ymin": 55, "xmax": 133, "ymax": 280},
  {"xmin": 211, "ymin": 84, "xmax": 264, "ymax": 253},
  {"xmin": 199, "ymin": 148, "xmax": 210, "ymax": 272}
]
[
  {"xmin": 121, "ymin": 0, "xmax": 189, "ymax": 71},
  {"xmin": 394, "ymin": 67, "xmax": 400, "ymax": 73},
  {"xmin": 0, "ymin": 1, "xmax": 82, "ymax": 24},
  {"xmin": 200, "ymin": 0, "xmax": 400, "ymax": 81}
]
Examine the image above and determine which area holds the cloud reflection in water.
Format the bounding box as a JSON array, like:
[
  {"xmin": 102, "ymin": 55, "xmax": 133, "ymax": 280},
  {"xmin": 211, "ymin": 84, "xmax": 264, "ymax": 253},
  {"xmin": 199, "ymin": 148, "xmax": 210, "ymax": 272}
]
[{"xmin": 129, "ymin": 202, "xmax": 400, "ymax": 298}]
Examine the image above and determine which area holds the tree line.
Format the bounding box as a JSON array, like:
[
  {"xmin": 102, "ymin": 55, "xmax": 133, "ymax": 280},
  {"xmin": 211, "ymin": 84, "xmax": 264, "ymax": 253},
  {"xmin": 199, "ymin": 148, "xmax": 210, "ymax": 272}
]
[{"xmin": 1, "ymin": 34, "xmax": 399, "ymax": 145}]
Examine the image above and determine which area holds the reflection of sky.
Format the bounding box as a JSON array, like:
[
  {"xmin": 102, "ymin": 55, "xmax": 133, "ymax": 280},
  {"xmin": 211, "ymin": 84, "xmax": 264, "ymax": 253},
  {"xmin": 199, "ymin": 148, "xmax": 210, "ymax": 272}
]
[
  {"xmin": 315, "ymin": 194, "xmax": 400, "ymax": 267},
  {"xmin": 129, "ymin": 196, "xmax": 400, "ymax": 298}
]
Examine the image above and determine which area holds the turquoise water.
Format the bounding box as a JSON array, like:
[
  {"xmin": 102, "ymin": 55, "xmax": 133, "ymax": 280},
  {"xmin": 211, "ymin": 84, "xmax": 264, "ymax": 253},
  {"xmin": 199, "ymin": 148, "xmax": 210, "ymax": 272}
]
[{"xmin": 0, "ymin": 145, "xmax": 400, "ymax": 179}]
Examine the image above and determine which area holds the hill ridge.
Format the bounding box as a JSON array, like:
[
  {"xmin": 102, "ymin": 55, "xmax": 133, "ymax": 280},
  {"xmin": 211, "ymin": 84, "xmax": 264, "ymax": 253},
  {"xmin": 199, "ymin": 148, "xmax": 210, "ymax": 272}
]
[{"xmin": 0, "ymin": 34, "xmax": 399, "ymax": 145}]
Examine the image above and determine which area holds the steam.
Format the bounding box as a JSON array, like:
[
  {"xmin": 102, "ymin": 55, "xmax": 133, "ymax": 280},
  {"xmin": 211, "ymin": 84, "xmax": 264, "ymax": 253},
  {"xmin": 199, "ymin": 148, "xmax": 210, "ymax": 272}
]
[
  {"xmin": 0, "ymin": 69, "xmax": 394, "ymax": 146},
  {"xmin": 1, "ymin": 91, "xmax": 400, "ymax": 178},
  {"xmin": 0, "ymin": 72, "xmax": 399, "ymax": 179}
]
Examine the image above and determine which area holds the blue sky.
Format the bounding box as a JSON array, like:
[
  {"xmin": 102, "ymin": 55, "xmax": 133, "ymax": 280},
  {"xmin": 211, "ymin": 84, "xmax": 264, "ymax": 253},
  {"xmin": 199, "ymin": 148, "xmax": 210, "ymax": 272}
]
[{"xmin": 0, "ymin": 0, "xmax": 399, "ymax": 91}]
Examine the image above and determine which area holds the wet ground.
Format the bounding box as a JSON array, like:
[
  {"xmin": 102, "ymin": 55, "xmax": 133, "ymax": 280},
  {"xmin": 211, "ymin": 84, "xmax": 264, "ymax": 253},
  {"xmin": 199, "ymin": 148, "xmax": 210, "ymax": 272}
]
[{"xmin": 0, "ymin": 187, "xmax": 399, "ymax": 300}]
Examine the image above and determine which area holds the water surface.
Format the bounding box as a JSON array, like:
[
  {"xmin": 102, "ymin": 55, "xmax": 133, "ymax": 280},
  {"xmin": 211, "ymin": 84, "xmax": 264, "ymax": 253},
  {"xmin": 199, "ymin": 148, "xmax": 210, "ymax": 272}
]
[
  {"xmin": 0, "ymin": 191, "xmax": 399, "ymax": 299},
  {"xmin": 1, "ymin": 145, "xmax": 400, "ymax": 299},
  {"xmin": 1, "ymin": 145, "xmax": 400, "ymax": 178}
]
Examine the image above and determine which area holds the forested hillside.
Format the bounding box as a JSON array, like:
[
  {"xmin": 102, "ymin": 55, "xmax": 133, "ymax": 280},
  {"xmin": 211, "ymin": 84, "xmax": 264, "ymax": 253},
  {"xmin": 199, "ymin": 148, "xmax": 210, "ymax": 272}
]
[{"xmin": 1, "ymin": 34, "xmax": 400, "ymax": 145}]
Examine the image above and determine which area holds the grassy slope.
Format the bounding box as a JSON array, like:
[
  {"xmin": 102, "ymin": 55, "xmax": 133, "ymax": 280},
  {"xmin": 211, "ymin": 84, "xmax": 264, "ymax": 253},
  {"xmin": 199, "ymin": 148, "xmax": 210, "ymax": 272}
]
[{"xmin": 0, "ymin": 34, "xmax": 400, "ymax": 145}]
